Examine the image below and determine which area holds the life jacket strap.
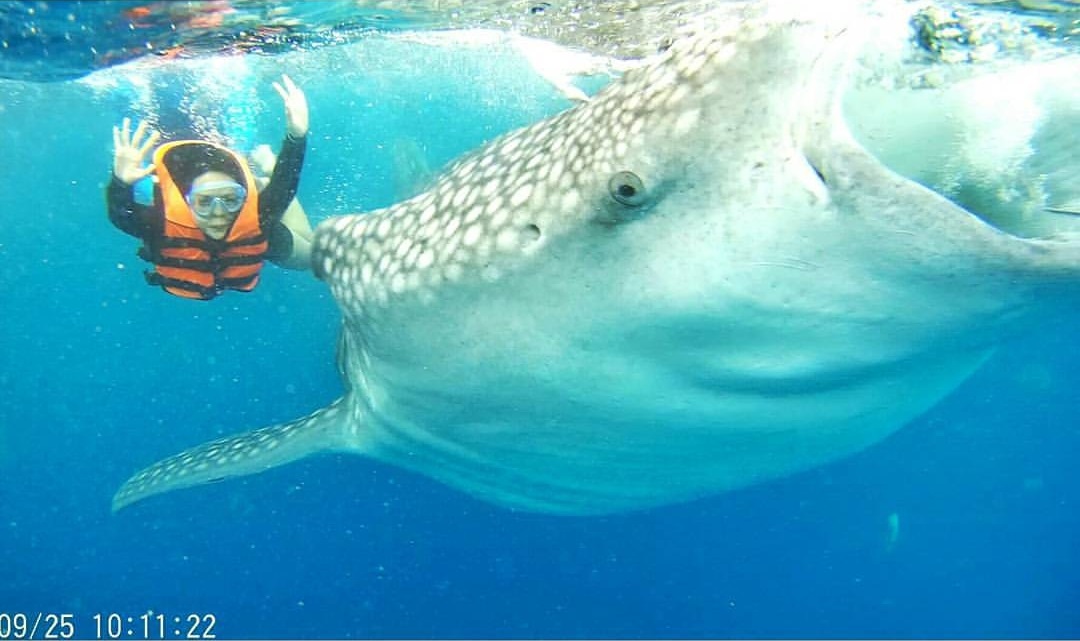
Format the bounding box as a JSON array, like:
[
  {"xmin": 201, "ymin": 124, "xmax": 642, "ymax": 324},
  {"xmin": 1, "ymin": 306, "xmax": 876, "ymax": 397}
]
[
  {"xmin": 154, "ymin": 233, "xmax": 267, "ymax": 251},
  {"xmin": 155, "ymin": 237, "xmax": 211, "ymax": 251},
  {"xmin": 224, "ymin": 234, "xmax": 267, "ymax": 248},
  {"xmin": 217, "ymin": 274, "xmax": 259, "ymax": 290},
  {"xmin": 144, "ymin": 271, "xmax": 218, "ymax": 300},
  {"xmin": 153, "ymin": 254, "xmax": 264, "ymax": 271},
  {"xmin": 144, "ymin": 271, "xmax": 259, "ymax": 297}
]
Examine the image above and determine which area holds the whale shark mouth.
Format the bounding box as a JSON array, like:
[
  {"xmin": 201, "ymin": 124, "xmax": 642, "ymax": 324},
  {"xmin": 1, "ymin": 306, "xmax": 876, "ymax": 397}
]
[{"xmin": 842, "ymin": 58, "xmax": 1080, "ymax": 242}]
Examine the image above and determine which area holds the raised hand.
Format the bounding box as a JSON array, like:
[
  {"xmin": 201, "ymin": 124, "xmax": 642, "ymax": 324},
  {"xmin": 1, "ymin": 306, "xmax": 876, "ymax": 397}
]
[
  {"xmin": 112, "ymin": 118, "xmax": 160, "ymax": 185},
  {"xmin": 273, "ymin": 74, "xmax": 309, "ymax": 139}
]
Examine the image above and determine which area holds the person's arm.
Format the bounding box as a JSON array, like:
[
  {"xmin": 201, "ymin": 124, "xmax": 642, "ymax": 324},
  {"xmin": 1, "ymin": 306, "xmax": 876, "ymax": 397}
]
[
  {"xmin": 108, "ymin": 118, "xmax": 162, "ymax": 238},
  {"xmin": 263, "ymin": 220, "xmax": 295, "ymax": 264},
  {"xmin": 106, "ymin": 175, "xmax": 157, "ymax": 238},
  {"xmin": 257, "ymin": 133, "xmax": 307, "ymax": 226},
  {"xmin": 258, "ymin": 74, "xmax": 309, "ymax": 229}
]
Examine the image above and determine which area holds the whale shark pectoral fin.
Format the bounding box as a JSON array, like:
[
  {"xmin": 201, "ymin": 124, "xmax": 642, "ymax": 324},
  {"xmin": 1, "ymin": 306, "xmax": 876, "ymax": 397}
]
[{"xmin": 112, "ymin": 398, "xmax": 354, "ymax": 512}]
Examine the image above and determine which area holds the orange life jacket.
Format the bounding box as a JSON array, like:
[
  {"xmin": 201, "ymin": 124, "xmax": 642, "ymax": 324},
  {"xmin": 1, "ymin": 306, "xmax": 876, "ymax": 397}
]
[{"xmin": 142, "ymin": 141, "xmax": 267, "ymax": 300}]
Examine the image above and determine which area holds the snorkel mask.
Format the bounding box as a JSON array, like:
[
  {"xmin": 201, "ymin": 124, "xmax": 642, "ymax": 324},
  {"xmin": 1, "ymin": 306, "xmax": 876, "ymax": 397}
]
[{"xmin": 186, "ymin": 180, "xmax": 247, "ymax": 218}]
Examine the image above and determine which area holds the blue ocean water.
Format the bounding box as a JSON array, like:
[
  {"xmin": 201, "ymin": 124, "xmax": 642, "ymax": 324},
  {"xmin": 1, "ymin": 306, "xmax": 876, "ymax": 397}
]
[{"xmin": 1, "ymin": 5, "xmax": 1079, "ymax": 641}]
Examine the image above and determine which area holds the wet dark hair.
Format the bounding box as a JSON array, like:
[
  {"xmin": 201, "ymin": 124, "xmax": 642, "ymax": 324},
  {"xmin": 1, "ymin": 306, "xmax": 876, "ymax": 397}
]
[{"xmin": 161, "ymin": 143, "xmax": 244, "ymax": 195}]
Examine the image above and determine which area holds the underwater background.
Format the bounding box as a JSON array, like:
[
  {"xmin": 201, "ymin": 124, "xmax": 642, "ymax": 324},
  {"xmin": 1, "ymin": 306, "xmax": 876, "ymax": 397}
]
[{"xmin": 1, "ymin": 1, "xmax": 1079, "ymax": 638}]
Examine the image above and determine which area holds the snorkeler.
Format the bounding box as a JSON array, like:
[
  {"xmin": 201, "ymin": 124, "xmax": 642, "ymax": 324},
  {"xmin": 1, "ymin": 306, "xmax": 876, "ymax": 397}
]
[{"xmin": 106, "ymin": 74, "xmax": 313, "ymax": 300}]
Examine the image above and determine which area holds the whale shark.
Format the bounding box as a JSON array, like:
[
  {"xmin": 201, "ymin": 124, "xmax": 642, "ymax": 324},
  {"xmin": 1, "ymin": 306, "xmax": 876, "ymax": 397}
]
[{"xmin": 113, "ymin": 1, "xmax": 1080, "ymax": 514}]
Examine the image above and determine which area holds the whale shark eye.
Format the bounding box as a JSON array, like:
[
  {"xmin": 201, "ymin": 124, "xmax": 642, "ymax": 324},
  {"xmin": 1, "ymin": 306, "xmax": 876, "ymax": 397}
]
[{"xmin": 609, "ymin": 171, "xmax": 647, "ymax": 207}]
